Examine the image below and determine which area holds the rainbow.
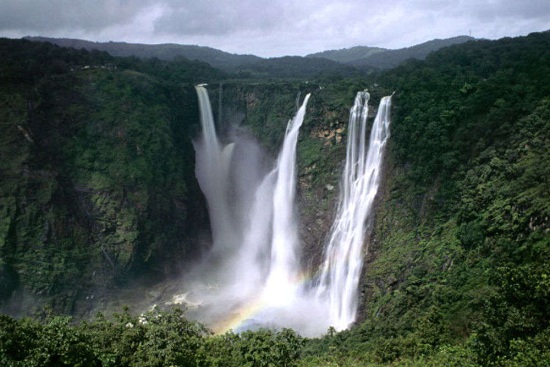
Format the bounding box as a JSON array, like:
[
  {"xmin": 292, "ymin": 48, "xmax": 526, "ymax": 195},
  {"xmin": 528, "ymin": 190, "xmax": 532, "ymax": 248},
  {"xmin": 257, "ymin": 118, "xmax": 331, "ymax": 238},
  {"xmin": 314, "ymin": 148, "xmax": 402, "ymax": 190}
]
[
  {"xmin": 210, "ymin": 269, "xmax": 324, "ymax": 335},
  {"xmin": 211, "ymin": 296, "xmax": 267, "ymax": 334}
]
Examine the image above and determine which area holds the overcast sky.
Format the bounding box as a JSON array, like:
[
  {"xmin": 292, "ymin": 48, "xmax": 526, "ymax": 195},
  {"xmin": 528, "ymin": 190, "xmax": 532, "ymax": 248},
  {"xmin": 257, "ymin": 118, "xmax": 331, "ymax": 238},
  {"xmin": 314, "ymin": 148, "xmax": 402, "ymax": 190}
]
[{"xmin": 1, "ymin": 0, "xmax": 548, "ymax": 57}]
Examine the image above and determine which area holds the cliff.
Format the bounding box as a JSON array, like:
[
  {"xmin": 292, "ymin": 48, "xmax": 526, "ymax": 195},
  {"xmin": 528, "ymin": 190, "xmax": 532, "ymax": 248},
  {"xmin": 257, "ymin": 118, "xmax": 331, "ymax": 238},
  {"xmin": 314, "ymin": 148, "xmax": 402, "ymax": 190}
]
[{"xmin": 0, "ymin": 39, "xmax": 211, "ymax": 316}]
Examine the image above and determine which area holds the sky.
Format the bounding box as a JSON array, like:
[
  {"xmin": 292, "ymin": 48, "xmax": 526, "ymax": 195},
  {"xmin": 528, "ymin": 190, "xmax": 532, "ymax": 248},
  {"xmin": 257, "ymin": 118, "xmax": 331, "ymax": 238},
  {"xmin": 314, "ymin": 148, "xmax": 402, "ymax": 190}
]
[{"xmin": 0, "ymin": 0, "xmax": 549, "ymax": 57}]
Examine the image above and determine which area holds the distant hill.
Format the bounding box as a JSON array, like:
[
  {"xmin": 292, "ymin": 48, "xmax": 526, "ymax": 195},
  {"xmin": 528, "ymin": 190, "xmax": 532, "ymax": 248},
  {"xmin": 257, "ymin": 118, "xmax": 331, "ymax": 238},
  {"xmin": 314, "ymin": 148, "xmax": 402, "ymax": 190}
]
[
  {"xmin": 24, "ymin": 36, "xmax": 262, "ymax": 70},
  {"xmin": 307, "ymin": 36, "xmax": 475, "ymax": 70},
  {"xmin": 24, "ymin": 37, "xmax": 361, "ymax": 79},
  {"xmin": 306, "ymin": 46, "xmax": 387, "ymax": 63},
  {"xmin": 349, "ymin": 36, "xmax": 475, "ymax": 69},
  {"xmin": 24, "ymin": 35, "xmax": 475, "ymax": 75},
  {"xmin": 235, "ymin": 56, "xmax": 361, "ymax": 79}
]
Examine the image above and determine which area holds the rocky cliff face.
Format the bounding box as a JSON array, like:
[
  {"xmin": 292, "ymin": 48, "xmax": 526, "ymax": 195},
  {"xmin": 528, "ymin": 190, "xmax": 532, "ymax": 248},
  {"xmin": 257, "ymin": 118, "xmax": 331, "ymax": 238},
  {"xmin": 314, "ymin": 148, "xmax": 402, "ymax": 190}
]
[{"xmin": 0, "ymin": 64, "xmax": 209, "ymax": 316}]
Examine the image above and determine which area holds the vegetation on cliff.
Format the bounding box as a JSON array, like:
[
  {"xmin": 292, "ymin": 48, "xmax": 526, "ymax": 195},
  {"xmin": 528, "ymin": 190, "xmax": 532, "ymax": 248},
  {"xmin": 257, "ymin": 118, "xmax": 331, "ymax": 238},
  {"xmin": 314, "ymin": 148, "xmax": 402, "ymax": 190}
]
[
  {"xmin": 0, "ymin": 38, "xmax": 221, "ymax": 315},
  {"xmin": 302, "ymin": 30, "xmax": 550, "ymax": 366}
]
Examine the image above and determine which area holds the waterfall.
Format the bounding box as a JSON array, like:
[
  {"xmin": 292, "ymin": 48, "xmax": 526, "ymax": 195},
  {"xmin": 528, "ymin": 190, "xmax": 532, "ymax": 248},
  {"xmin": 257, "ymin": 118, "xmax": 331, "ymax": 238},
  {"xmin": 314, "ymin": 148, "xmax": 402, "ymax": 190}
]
[
  {"xmin": 194, "ymin": 85, "xmax": 237, "ymax": 253},
  {"xmin": 190, "ymin": 85, "xmax": 313, "ymax": 331},
  {"xmin": 263, "ymin": 94, "xmax": 311, "ymax": 305},
  {"xmin": 188, "ymin": 85, "xmax": 391, "ymax": 336},
  {"xmin": 316, "ymin": 91, "xmax": 393, "ymax": 330}
]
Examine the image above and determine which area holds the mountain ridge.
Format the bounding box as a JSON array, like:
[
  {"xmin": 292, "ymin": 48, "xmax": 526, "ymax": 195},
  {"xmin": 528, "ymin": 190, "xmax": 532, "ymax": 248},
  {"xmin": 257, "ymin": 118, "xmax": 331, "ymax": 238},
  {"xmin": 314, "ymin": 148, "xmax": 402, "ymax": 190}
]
[
  {"xmin": 306, "ymin": 45, "xmax": 387, "ymax": 63},
  {"xmin": 23, "ymin": 36, "xmax": 262, "ymax": 70},
  {"xmin": 307, "ymin": 36, "xmax": 475, "ymax": 69},
  {"xmin": 25, "ymin": 35, "xmax": 475, "ymax": 72},
  {"xmin": 349, "ymin": 35, "xmax": 475, "ymax": 69}
]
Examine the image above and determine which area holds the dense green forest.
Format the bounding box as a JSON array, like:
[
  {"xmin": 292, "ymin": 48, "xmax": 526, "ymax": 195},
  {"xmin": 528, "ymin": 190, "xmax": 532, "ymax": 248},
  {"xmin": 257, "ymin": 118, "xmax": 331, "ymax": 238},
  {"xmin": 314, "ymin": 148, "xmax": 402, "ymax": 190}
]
[
  {"xmin": 0, "ymin": 39, "xmax": 221, "ymax": 315},
  {"xmin": 1, "ymin": 31, "xmax": 549, "ymax": 366},
  {"xmin": 306, "ymin": 31, "xmax": 550, "ymax": 366}
]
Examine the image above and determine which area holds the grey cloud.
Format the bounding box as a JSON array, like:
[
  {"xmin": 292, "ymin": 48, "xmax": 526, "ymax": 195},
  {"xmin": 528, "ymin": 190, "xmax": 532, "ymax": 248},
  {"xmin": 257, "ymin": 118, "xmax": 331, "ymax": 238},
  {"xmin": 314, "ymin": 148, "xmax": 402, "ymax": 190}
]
[
  {"xmin": 409, "ymin": 0, "xmax": 550, "ymax": 24},
  {"xmin": 0, "ymin": 0, "xmax": 548, "ymax": 57},
  {"xmin": 470, "ymin": 0, "xmax": 550, "ymax": 21},
  {"xmin": 0, "ymin": 0, "xmax": 153, "ymax": 32},
  {"xmin": 153, "ymin": 0, "xmax": 287, "ymax": 36}
]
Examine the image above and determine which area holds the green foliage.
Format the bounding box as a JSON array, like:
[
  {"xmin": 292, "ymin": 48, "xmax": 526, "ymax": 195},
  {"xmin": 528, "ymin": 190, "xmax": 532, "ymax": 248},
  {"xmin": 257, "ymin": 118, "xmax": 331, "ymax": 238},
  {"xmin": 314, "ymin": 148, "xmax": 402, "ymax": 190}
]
[
  {"xmin": 197, "ymin": 332, "xmax": 243, "ymax": 367},
  {"xmin": 384, "ymin": 31, "xmax": 550, "ymax": 185},
  {"xmin": 0, "ymin": 38, "xmax": 207, "ymax": 312},
  {"xmin": 237, "ymin": 328, "xmax": 303, "ymax": 367},
  {"xmin": 0, "ymin": 314, "xmax": 100, "ymax": 367},
  {"xmin": 80, "ymin": 307, "xmax": 210, "ymax": 367},
  {"xmin": 0, "ymin": 309, "xmax": 304, "ymax": 367}
]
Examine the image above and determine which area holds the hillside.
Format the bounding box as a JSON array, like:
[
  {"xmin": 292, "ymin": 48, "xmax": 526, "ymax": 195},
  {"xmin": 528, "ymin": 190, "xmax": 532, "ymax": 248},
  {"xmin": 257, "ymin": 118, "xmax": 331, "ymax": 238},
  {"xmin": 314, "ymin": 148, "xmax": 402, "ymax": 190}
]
[
  {"xmin": 26, "ymin": 35, "xmax": 474, "ymax": 75},
  {"xmin": 0, "ymin": 38, "xmax": 224, "ymax": 315},
  {"xmin": 24, "ymin": 36, "xmax": 360, "ymax": 79},
  {"xmin": 310, "ymin": 30, "xmax": 550, "ymax": 365},
  {"xmin": 351, "ymin": 35, "xmax": 475, "ymax": 69},
  {"xmin": 306, "ymin": 45, "xmax": 387, "ymax": 63},
  {"xmin": 24, "ymin": 36, "xmax": 262, "ymax": 71},
  {"xmin": 309, "ymin": 35, "xmax": 474, "ymax": 70},
  {"xmin": 233, "ymin": 55, "xmax": 362, "ymax": 79}
]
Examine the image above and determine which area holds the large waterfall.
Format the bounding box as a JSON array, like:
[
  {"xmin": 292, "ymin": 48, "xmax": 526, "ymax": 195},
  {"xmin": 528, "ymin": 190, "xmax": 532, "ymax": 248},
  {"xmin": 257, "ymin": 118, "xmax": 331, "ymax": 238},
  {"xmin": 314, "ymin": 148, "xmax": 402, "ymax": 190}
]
[{"xmin": 182, "ymin": 85, "xmax": 391, "ymax": 336}]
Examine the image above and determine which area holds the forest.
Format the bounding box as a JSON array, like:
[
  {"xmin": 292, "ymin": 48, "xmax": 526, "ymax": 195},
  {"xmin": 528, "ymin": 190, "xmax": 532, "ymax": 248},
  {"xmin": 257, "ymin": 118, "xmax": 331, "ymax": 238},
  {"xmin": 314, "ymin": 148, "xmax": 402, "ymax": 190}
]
[{"xmin": 0, "ymin": 31, "xmax": 549, "ymax": 366}]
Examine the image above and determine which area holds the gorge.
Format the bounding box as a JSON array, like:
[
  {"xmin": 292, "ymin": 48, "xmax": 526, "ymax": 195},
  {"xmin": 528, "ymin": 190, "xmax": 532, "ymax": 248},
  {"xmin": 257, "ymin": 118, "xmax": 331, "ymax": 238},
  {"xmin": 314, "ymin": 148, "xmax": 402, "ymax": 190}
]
[{"xmin": 0, "ymin": 31, "xmax": 548, "ymax": 366}]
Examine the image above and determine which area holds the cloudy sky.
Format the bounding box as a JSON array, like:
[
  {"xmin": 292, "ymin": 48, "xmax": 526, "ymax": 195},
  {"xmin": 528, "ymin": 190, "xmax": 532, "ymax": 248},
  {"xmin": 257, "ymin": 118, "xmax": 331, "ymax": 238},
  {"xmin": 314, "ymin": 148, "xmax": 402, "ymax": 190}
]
[{"xmin": 1, "ymin": 0, "xmax": 548, "ymax": 57}]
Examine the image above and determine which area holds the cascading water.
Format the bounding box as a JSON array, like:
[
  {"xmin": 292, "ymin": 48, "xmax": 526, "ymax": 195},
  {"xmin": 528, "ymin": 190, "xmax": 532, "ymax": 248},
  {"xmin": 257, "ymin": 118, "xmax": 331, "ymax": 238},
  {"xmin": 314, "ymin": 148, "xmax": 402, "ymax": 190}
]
[
  {"xmin": 263, "ymin": 94, "xmax": 311, "ymax": 305},
  {"xmin": 316, "ymin": 91, "xmax": 393, "ymax": 330},
  {"xmin": 194, "ymin": 86, "xmax": 236, "ymax": 253},
  {"xmin": 193, "ymin": 86, "xmax": 267, "ymax": 301},
  {"xmin": 184, "ymin": 85, "xmax": 391, "ymax": 336}
]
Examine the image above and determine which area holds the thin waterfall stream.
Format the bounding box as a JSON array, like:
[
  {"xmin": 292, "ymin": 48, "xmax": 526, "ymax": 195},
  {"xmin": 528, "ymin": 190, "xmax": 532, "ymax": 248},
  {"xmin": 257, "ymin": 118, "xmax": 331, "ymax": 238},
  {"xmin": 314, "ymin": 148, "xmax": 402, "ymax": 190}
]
[{"xmin": 316, "ymin": 91, "xmax": 393, "ymax": 330}]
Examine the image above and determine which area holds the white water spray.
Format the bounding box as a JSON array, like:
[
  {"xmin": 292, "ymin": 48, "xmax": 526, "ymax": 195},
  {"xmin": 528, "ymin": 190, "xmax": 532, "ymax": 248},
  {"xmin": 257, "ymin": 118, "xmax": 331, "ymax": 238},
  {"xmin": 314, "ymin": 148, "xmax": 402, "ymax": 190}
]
[
  {"xmin": 194, "ymin": 86, "xmax": 236, "ymax": 253},
  {"xmin": 190, "ymin": 85, "xmax": 313, "ymax": 330},
  {"xmin": 316, "ymin": 91, "xmax": 393, "ymax": 330},
  {"xmin": 263, "ymin": 94, "xmax": 311, "ymax": 305}
]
